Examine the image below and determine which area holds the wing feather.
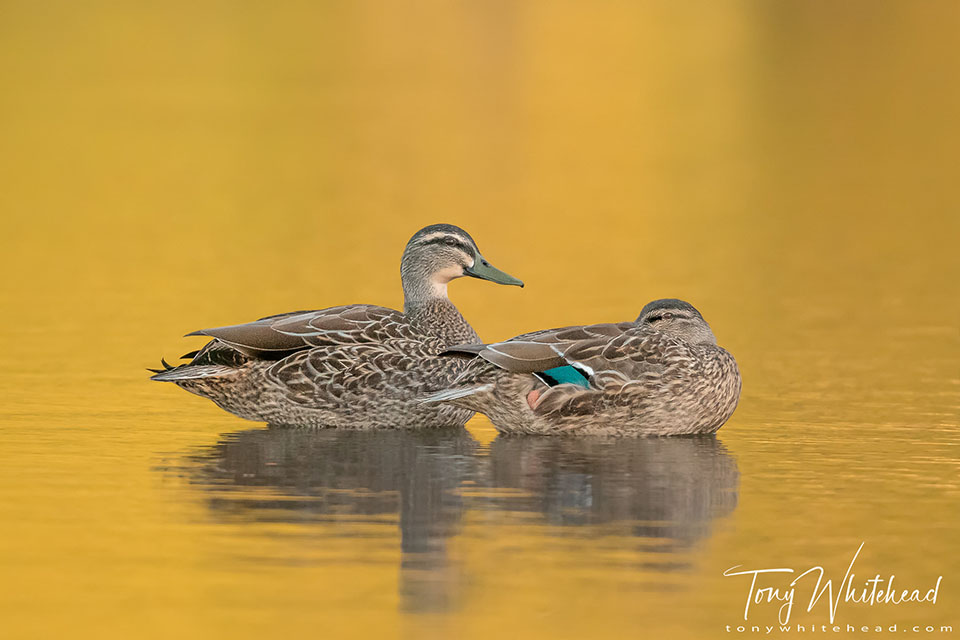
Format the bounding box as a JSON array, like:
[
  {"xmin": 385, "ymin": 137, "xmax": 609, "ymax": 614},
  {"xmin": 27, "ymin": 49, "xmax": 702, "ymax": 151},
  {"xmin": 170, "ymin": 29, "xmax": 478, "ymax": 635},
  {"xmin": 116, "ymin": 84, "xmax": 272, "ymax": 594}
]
[
  {"xmin": 452, "ymin": 322, "xmax": 689, "ymax": 398},
  {"xmin": 187, "ymin": 305, "xmax": 407, "ymax": 358}
]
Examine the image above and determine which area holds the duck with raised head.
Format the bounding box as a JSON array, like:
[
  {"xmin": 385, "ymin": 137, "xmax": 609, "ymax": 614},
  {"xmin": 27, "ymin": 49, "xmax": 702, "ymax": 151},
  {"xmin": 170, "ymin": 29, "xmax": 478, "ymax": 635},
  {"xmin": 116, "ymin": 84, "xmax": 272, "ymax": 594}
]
[
  {"xmin": 423, "ymin": 299, "xmax": 741, "ymax": 436},
  {"xmin": 150, "ymin": 224, "xmax": 523, "ymax": 429}
]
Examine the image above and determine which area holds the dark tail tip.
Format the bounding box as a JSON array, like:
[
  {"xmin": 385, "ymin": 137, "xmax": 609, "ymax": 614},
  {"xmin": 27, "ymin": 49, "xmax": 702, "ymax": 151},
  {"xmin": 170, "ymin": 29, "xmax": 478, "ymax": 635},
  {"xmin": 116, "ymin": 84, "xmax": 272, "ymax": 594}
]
[
  {"xmin": 181, "ymin": 350, "xmax": 200, "ymax": 360},
  {"xmin": 147, "ymin": 358, "xmax": 175, "ymax": 375}
]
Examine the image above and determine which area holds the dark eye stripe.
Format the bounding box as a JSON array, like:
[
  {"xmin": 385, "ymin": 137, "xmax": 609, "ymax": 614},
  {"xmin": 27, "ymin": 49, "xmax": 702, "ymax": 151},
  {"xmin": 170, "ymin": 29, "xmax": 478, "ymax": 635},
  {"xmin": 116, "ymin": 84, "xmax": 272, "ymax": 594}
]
[
  {"xmin": 421, "ymin": 236, "xmax": 473, "ymax": 254},
  {"xmin": 647, "ymin": 312, "xmax": 693, "ymax": 323}
]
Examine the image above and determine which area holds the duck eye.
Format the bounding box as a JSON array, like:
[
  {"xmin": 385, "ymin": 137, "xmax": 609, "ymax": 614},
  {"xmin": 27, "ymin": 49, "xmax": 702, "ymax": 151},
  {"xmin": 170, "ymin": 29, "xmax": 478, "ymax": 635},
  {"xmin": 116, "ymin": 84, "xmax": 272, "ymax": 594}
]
[
  {"xmin": 662, "ymin": 312, "xmax": 674, "ymax": 320},
  {"xmin": 443, "ymin": 237, "xmax": 459, "ymax": 247}
]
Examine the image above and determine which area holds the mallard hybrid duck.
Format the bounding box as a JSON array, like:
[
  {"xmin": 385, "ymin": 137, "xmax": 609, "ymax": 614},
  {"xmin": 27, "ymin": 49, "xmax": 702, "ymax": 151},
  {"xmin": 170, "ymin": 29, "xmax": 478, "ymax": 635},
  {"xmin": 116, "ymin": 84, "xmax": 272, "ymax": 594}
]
[
  {"xmin": 150, "ymin": 224, "xmax": 523, "ymax": 429},
  {"xmin": 423, "ymin": 299, "xmax": 741, "ymax": 436}
]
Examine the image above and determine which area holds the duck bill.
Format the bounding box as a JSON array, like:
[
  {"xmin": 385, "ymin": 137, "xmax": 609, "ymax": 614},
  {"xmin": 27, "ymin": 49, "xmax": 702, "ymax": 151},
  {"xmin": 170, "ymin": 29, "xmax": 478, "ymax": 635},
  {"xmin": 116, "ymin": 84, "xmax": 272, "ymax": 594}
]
[{"xmin": 465, "ymin": 254, "xmax": 524, "ymax": 287}]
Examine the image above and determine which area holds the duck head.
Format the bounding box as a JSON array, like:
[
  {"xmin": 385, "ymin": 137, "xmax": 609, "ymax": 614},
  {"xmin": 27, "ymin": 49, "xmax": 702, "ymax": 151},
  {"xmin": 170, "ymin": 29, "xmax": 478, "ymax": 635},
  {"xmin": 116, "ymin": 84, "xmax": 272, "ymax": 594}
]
[
  {"xmin": 636, "ymin": 298, "xmax": 717, "ymax": 345},
  {"xmin": 401, "ymin": 224, "xmax": 523, "ymax": 303}
]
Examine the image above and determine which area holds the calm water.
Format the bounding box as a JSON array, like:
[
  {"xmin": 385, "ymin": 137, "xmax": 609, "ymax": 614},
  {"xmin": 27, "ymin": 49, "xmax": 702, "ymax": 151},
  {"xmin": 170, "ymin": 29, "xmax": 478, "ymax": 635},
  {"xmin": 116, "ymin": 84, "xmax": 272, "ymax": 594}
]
[{"xmin": 1, "ymin": 2, "xmax": 958, "ymax": 639}]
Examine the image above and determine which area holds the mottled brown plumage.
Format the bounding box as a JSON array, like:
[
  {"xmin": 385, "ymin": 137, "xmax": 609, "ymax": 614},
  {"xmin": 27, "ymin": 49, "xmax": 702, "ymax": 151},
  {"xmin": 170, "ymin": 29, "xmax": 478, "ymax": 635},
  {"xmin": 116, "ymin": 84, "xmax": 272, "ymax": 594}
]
[
  {"xmin": 425, "ymin": 299, "xmax": 741, "ymax": 436},
  {"xmin": 150, "ymin": 224, "xmax": 523, "ymax": 429}
]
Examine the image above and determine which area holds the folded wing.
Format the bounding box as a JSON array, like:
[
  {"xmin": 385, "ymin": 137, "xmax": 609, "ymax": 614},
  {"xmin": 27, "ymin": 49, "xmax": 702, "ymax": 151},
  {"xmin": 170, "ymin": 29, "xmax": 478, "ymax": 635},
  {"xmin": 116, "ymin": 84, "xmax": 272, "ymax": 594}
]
[
  {"xmin": 446, "ymin": 321, "xmax": 682, "ymax": 390},
  {"xmin": 187, "ymin": 305, "xmax": 412, "ymax": 359}
]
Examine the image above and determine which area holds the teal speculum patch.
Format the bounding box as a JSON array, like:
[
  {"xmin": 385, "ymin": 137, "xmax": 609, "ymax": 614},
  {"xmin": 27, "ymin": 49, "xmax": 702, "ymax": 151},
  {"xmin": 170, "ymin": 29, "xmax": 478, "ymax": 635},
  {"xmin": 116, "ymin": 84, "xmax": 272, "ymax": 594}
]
[{"xmin": 534, "ymin": 365, "xmax": 591, "ymax": 389}]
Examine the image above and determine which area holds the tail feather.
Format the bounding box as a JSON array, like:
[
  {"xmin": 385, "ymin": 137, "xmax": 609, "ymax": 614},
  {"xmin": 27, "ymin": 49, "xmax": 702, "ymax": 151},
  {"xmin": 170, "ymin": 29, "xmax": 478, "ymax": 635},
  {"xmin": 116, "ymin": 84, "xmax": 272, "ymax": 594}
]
[
  {"xmin": 146, "ymin": 358, "xmax": 175, "ymax": 374},
  {"xmin": 150, "ymin": 364, "xmax": 238, "ymax": 382}
]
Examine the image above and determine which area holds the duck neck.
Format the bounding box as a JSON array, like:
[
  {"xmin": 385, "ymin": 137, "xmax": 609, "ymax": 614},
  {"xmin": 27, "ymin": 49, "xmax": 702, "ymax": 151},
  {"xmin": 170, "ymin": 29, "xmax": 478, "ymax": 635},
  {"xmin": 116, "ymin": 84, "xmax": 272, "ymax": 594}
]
[{"xmin": 402, "ymin": 272, "xmax": 480, "ymax": 347}]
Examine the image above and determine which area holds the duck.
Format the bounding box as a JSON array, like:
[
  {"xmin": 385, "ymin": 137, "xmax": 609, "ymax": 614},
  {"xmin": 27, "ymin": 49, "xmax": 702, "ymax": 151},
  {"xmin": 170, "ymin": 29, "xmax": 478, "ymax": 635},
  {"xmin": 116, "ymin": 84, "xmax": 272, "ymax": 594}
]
[
  {"xmin": 150, "ymin": 224, "xmax": 523, "ymax": 429},
  {"xmin": 422, "ymin": 299, "xmax": 741, "ymax": 436}
]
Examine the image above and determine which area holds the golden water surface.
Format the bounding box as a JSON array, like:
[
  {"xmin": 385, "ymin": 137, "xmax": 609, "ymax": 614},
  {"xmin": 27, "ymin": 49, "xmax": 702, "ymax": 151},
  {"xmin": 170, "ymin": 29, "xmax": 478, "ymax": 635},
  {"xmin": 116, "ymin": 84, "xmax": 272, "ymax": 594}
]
[{"xmin": 1, "ymin": 2, "xmax": 958, "ymax": 639}]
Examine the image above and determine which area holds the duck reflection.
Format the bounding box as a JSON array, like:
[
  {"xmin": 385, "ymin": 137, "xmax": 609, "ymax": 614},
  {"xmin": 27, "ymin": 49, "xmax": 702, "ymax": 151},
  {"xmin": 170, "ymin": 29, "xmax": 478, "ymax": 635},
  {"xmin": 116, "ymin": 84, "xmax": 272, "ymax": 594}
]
[
  {"xmin": 180, "ymin": 428, "xmax": 738, "ymax": 612},
  {"xmin": 482, "ymin": 436, "xmax": 739, "ymax": 550},
  {"xmin": 185, "ymin": 427, "xmax": 476, "ymax": 613}
]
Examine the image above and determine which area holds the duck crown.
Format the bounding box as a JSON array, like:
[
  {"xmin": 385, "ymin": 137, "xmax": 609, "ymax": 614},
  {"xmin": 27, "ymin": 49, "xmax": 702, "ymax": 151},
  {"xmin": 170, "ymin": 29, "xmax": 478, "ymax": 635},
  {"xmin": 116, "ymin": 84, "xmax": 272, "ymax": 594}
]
[
  {"xmin": 636, "ymin": 298, "xmax": 717, "ymax": 346},
  {"xmin": 404, "ymin": 224, "xmax": 480, "ymax": 260},
  {"xmin": 637, "ymin": 298, "xmax": 704, "ymax": 322}
]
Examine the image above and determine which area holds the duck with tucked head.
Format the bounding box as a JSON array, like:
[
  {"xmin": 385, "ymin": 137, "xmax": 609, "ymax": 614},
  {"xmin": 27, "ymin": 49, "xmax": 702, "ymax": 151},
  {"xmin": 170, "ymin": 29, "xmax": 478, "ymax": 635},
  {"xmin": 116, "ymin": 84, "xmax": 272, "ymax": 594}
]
[
  {"xmin": 423, "ymin": 299, "xmax": 741, "ymax": 436},
  {"xmin": 151, "ymin": 224, "xmax": 523, "ymax": 429}
]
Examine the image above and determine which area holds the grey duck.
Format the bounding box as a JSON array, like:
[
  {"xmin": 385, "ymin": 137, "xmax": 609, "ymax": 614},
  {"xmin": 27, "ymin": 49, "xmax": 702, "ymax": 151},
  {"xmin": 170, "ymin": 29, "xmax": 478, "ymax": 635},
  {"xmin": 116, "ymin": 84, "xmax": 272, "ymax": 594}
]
[
  {"xmin": 151, "ymin": 224, "xmax": 523, "ymax": 429},
  {"xmin": 423, "ymin": 299, "xmax": 741, "ymax": 436}
]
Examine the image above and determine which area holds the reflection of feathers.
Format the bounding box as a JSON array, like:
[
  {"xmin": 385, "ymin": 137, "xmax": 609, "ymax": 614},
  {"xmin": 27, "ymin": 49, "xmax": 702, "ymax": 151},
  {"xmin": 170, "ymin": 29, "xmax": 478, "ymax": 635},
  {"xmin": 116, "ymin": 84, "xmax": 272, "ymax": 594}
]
[
  {"xmin": 486, "ymin": 436, "xmax": 739, "ymax": 543},
  {"xmin": 182, "ymin": 428, "xmax": 739, "ymax": 550}
]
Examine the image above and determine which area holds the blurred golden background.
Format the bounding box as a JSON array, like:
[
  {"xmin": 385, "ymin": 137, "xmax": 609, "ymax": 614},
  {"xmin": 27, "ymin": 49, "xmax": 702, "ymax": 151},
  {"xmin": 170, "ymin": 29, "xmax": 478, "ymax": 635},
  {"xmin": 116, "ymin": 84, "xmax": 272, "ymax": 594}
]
[{"xmin": 0, "ymin": 2, "xmax": 957, "ymax": 639}]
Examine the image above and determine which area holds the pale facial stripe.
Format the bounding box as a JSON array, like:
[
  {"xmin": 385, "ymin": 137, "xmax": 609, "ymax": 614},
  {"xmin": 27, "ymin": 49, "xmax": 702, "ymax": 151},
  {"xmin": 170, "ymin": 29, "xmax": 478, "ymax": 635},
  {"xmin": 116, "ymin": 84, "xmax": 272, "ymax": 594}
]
[{"xmin": 416, "ymin": 232, "xmax": 475, "ymax": 255}]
